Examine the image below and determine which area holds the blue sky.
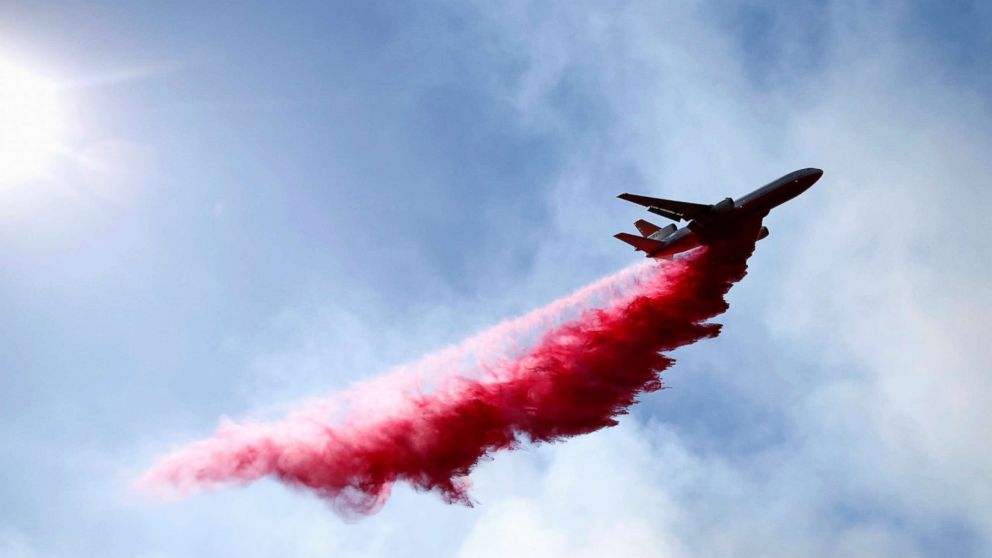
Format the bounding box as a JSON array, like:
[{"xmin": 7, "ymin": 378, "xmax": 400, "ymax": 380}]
[{"xmin": 1, "ymin": 1, "xmax": 990, "ymax": 556}]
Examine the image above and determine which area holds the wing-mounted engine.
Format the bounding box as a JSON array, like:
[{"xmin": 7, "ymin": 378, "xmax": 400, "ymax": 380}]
[
  {"xmin": 686, "ymin": 197, "xmax": 736, "ymax": 235},
  {"xmin": 711, "ymin": 197, "xmax": 734, "ymax": 214}
]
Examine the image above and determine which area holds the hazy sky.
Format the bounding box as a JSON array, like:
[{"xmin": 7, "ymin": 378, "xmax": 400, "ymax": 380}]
[{"xmin": 1, "ymin": 1, "xmax": 990, "ymax": 556}]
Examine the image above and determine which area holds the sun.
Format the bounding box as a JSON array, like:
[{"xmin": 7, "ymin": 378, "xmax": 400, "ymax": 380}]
[{"xmin": 0, "ymin": 58, "xmax": 62, "ymax": 183}]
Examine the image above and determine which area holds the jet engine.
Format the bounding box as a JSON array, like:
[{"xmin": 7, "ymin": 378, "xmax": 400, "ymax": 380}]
[
  {"xmin": 712, "ymin": 197, "xmax": 734, "ymax": 214},
  {"xmin": 648, "ymin": 223, "xmax": 678, "ymax": 240}
]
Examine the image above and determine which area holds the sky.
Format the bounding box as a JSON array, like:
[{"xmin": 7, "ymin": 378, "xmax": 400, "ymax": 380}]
[{"xmin": 1, "ymin": 1, "xmax": 991, "ymax": 556}]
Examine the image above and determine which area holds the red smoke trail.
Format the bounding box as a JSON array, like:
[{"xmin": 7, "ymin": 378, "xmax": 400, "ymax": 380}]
[{"xmin": 142, "ymin": 234, "xmax": 757, "ymax": 516}]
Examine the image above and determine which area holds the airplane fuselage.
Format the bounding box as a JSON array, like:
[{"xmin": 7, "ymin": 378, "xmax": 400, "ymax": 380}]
[
  {"xmin": 734, "ymin": 168, "xmax": 823, "ymax": 216},
  {"xmin": 615, "ymin": 168, "xmax": 822, "ymax": 258}
]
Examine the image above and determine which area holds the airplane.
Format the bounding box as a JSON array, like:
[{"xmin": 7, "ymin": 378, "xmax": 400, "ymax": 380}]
[{"xmin": 615, "ymin": 168, "xmax": 823, "ymax": 258}]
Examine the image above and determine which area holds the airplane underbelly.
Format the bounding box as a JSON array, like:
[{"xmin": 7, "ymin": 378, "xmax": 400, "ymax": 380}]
[
  {"xmin": 740, "ymin": 181, "xmax": 806, "ymax": 214},
  {"xmin": 655, "ymin": 230, "xmax": 701, "ymax": 257}
]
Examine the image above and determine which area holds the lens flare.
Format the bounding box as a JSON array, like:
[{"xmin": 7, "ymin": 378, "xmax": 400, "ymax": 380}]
[{"xmin": 0, "ymin": 58, "xmax": 62, "ymax": 183}]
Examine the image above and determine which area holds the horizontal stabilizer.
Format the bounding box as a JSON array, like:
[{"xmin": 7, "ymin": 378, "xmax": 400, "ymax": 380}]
[
  {"xmin": 614, "ymin": 232, "xmax": 667, "ymax": 254},
  {"xmin": 618, "ymin": 193, "xmax": 711, "ymax": 222},
  {"xmin": 634, "ymin": 219, "xmax": 661, "ymax": 237}
]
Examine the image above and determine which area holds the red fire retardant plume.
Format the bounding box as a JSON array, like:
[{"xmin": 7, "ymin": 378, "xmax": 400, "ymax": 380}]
[{"xmin": 142, "ymin": 233, "xmax": 758, "ymax": 516}]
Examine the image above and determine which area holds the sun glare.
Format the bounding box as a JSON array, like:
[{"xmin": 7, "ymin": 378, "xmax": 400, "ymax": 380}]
[{"xmin": 0, "ymin": 58, "xmax": 62, "ymax": 183}]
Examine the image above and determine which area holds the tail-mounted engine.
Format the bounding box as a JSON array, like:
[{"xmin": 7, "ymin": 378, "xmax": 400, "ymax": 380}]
[{"xmin": 648, "ymin": 223, "xmax": 677, "ymax": 240}]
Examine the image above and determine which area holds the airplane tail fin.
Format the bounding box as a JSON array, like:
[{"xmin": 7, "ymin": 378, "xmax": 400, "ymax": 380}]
[
  {"xmin": 634, "ymin": 219, "xmax": 661, "ymax": 237},
  {"xmin": 614, "ymin": 232, "xmax": 666, "ymax": 254}
]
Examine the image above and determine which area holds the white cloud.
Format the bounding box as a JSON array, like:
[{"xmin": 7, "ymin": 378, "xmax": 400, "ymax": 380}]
[{"xmin": 457, "ymin": 424, "xmax": 690, "ymax": 558}]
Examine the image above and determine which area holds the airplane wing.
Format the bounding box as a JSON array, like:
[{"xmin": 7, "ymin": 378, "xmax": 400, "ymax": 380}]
[
  {"xmin": 614, "ymin": 232, "xmax": 666, "ymax": 254},
  {"xmin": 617, "ymin": 193, "xmax": 711, "ymax": 222}
]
